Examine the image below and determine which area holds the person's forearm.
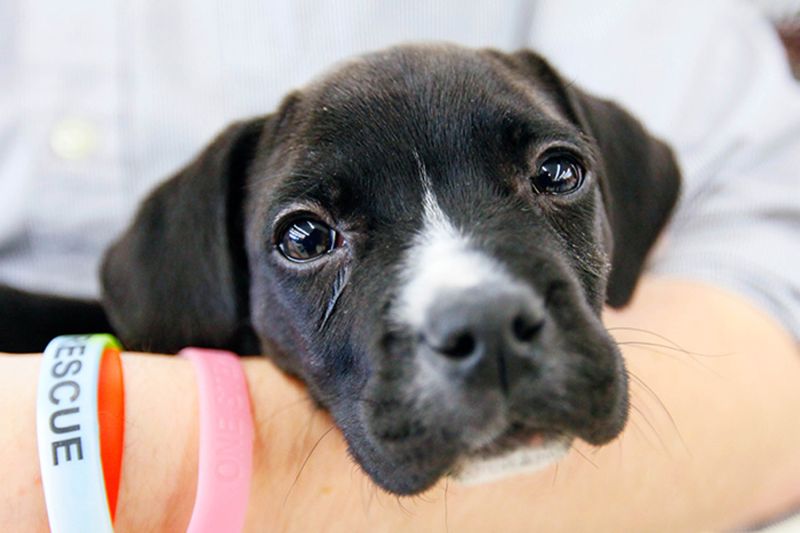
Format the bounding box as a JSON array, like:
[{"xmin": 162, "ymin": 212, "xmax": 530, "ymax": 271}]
[
  {"xmin": 242, "ymin": 278, "xmax": 800, "ymax": 532},
  {"xmin": 2, "ymin": 277, "xmax": 800, "ymax": 532}
]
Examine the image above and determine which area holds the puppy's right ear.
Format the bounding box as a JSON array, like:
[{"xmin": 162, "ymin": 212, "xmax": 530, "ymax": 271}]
[
  {"xmin": 493, "ymin": 50, "xmax": 681, "ymax": 308},
  {"xmin": 565, "ymin": 91, "xmax": 681, "ymax": 308},
  {"xmin": 101, "ymin": 114, "xmax": 276, "ymax": 354}
]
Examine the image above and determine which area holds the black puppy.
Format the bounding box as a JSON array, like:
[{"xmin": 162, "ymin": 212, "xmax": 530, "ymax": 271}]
[{"xmin": 6, "ymin": 45, "xmax": 680, "ymax": 495}]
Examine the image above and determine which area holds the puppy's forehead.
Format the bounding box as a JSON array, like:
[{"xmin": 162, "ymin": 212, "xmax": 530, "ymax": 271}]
[
  {"xmin": 309, "ymin": 45, "xmax": 511, "ymax": 110},
  {"xmin": 274, "ymin": 46, "xmax": 577, "ymax": 218},
  {"xmin": 303, "ymin": 45, "xmax": 566, "ymax": 141}
]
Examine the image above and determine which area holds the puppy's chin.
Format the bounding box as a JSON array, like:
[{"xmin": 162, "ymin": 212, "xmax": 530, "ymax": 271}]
[{"xmin": 450, "ymin": 436, "xmax": 572, "ymax": 486}]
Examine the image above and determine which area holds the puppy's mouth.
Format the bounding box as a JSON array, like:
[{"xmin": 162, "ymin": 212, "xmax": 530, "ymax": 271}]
[{"xmin": 450, "ymin": 423, "xmax": 573, "ymax": 485}]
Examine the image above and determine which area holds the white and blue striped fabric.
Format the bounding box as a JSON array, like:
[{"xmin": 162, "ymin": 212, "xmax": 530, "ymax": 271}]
[{"xmin": 1, "ymin": 0, "xmax": 798, "ymax": 340}]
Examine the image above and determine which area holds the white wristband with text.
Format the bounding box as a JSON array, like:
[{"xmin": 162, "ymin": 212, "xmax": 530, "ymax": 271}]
[{"xmin": 36, "ymin": 334, "xmax": 119, "ymax": 533}]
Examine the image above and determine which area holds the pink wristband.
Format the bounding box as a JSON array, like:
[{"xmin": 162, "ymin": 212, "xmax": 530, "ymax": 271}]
[{"xmin": 180, "ymin": 348, "xmax": 254, "ymax": 533}]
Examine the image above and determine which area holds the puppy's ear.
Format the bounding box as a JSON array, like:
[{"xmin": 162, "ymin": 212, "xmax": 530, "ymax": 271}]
[
  {"xmin": 102, "ymin": 116, "xmax": 272, "ymax": 354},
  {"xmin": 496, "ymin": 50, "xmax": 681, "ymax": 307},
  {"xmin": 568, "ymin": 88, "xmax": 681, "ymax": 307}
]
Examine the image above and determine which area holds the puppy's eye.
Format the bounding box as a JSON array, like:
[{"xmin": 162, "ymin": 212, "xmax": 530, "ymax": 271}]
[
  {"xmin": 277, "ymin": 218, "xmax": 337, "ymax": 263},
  {"xmin": 531, "ymin": 154, "xmax": 585, "ymax": 195}
]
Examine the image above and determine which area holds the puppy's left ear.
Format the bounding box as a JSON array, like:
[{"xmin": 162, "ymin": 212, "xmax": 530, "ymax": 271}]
[
  {"xmin": 568, "ymin": 88, "xmax": 681, "ymax": 307},
  {"xmin": 101, "ymin": 116, "xmax": 272, "ymax": 354},
  {"xmin": 495, "ymin": 50, "xmax": 681, "ymax": 307}
]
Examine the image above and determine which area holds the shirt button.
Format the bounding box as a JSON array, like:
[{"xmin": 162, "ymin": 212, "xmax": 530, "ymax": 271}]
[{"xmin": 50, "ymin": 117, "xmax": 98, "ymax": 160}]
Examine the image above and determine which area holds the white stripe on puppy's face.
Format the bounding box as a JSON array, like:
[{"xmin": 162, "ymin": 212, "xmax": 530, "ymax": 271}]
[{"xmin": 393, "ymin": 178, "xmax": 513, "ymax": 330}]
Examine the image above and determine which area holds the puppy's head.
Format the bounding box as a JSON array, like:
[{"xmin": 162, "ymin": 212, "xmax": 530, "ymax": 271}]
[{"xmin": 102, "ymin": 45, "xmax": 680, "ymax": 495}]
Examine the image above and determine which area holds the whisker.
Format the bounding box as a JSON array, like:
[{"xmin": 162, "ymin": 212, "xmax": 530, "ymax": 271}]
[
  {"xmin": 618, "ymin": 341, "xmax": 721, "ymax": 377},
  {"xmin": 395, "ymin": 495, "xmax": 413, "ymax": 516},
  {"xmin": 608, "ymin": 324, "xmax": 732, "ymax": 358},
  {"xmin": 358, "ymin": 465, "xmax": 381, "ymax": 514},
  {"xmin": 627, "ymin": 370, "xmax": 690, "ymax": 455},
  {"xmin": 606, "ymin": 326, "xmax": 688, "ymax": 351},
  {"xmin": 626, "ymin": 416, "xmax": 653, "ymax": 450},
  {"xmin": 283, "ymin": 424, "xmax": 336, "ymax": 506},
  {"xmin": 570, "ymin": 444, "xmax": 599, "ymax": 469},
  {"xmin": 629, "ymin": 402, "xmax": 667, "ymax": 454},
  {"xmin": 262, "ymin": 395, "xmax": 316, "ymax": 423},
  {"xmin": 444, "ymin": 477, "xmax": 450, "ymax": 533},
  {"xmin": 372, "ymin": 478, "xmax": 381, "ymax": 511},
  {"xmin": 415, "ymin": 492, "xmax": 434, "ymax": 504},
  {"xmin": 616, "ymin": 340, "xmax": 732, "ymax": 358},
  {"xmin": 299, "ymin": 406, "xmax": 320, "ymax": 452}
]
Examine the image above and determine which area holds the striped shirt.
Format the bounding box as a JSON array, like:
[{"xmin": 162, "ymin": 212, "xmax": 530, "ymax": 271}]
[{"xmin": 1, "ymin": 0, "xmax": 798, "ymax": 339}]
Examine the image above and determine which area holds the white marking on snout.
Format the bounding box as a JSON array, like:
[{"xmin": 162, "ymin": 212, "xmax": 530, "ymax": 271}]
[
  {"xmin": 393, "ymin": 171, "xmax": 514, "ymax": 330},
  {"xmin": 451, "ymin": 437, "xmax": 571, "ymax": 486}
]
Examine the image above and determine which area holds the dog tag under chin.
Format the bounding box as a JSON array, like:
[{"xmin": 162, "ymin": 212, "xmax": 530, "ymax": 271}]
[{"xmin": 449, "ymin": 437, "xmax": 571, "ymax": 486}]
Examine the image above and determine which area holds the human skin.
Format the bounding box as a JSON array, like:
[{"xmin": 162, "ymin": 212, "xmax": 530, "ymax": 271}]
[{"xmin": 2, "ymin": 277, "xmax": 800, "ymax": 532}]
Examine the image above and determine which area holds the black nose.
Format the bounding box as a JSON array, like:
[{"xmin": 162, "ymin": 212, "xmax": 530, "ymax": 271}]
[{"xmin": 422, "ymin": 283, "xmax": 546, "ymax": 364}]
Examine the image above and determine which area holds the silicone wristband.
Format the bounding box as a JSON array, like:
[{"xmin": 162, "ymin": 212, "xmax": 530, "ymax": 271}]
[
  {"xmin": 37, "ymin": 334, "xmax": 122, "ymax": 533},
  {"xmin": 97, "ymin": 347, "xmax": 125, "ymax": 522},
  {"xmin": 180, "ymin": 348, "xmax": 254, "ymax": 533}
]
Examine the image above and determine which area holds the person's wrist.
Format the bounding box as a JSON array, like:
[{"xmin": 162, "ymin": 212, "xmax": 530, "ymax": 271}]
[
  {"xmin": 104, "ymin": 352, "xmax": 315, "ymax": 532},
  {"xmin": 114, "ymin": 354, "xmax": 199, "ymax": 532},
  {"xmin": 239, "ymin": 356, "xmax": 338, "ymax": 528}
]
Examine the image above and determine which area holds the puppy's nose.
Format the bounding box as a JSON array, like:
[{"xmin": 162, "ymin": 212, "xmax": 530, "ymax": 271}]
[{"xmin": 422, "ymin": 283, "xmax": 545, "ymax": 364}]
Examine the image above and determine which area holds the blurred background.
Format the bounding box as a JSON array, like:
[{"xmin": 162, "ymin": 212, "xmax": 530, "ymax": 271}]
[
  {"xmin": 755, "ymin": 0, "xmax": 800, "ymax": 77},
  {"xmin": 1, "ymin": 0, "xmax": 798, "ymax": 302}
]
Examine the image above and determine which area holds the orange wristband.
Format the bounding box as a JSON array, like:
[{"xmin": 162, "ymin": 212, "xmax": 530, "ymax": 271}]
[{"xmin": 97, "ymin": 347, "xmax": 125, "ymax": 522}]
